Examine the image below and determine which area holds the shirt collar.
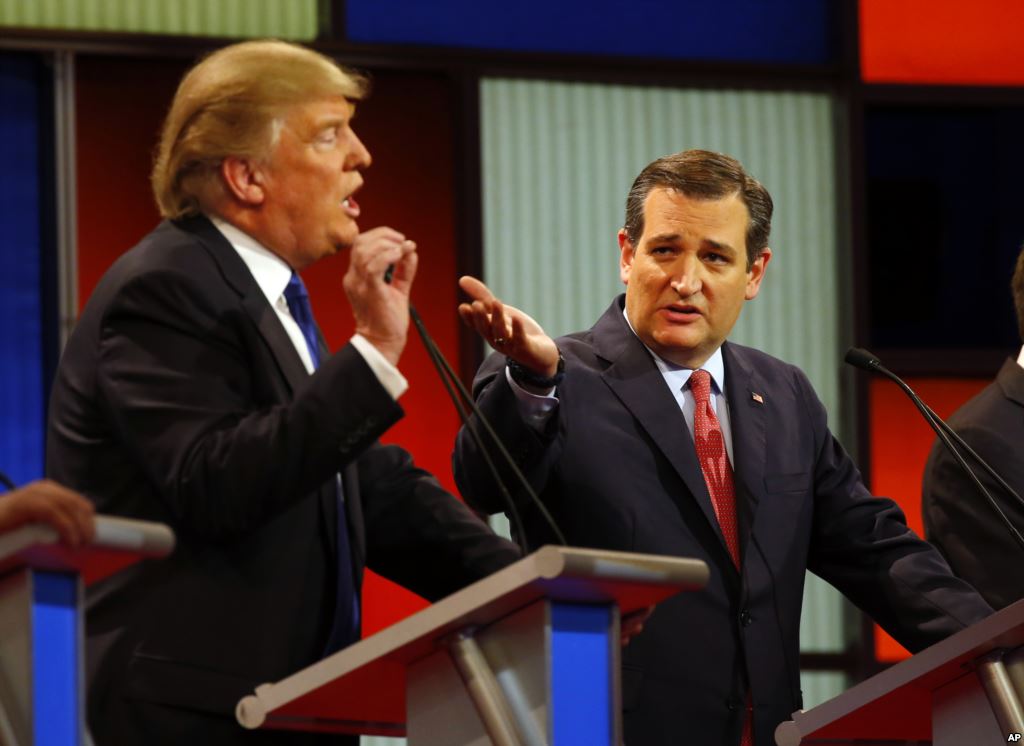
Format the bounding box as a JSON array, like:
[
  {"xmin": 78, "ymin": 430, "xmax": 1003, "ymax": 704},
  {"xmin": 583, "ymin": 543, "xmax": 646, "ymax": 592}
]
[
  {"xmin": 621, "ymin": 306, "xmax": 726, "ymax": 394},
  {"xmin": 1017, "ymin": 345, "xmax": 1024, "ymax": 370},
  {"xmin": 208, "ymin": 215, "xmax": 293, "ymax": 307}
]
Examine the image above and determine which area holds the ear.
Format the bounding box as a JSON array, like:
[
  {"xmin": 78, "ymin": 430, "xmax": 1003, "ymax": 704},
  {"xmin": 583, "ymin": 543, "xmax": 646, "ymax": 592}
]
[
  {"xmin": 618, "ymin": 228, "xmax": 635, "ymax": 286},
  {"xmin": 220, "ymin": 157, "xmax": 266, "ymax": 206},
  {"xmin": 744, "ymin": 247, "xmax": 772, "ymax": 300}
]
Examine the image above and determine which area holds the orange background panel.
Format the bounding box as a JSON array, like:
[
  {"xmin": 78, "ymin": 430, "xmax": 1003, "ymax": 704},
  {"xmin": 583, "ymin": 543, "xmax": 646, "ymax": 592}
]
[
  {"xmin": 868, "ymin": 376, "xmax": 988, "ymax": 661},
  {"xmin": 860, "ymin": 0, "xmax": 1024, "ymax": 85},
  {"xmin": 75, "ymin": 58, "xmax": 465, "ymax": 637}
]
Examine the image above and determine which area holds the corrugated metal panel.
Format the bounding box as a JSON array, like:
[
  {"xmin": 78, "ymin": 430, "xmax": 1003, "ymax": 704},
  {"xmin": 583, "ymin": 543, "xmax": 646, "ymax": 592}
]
[
  {"xmin": 481, "ymin": 78, "xmax": 848, "ymax": 653},
  {"xmin": 800, "ymin": 669, "xmax": 848, "ymax": 709},
  {"xmin": 0, "ymin": 0, "xmax": 318, "ymax": 39}
]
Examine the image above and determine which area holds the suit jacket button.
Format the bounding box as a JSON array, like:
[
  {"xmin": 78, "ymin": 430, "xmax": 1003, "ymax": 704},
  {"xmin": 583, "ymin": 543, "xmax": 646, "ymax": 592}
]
[{"xmin": 739, "ymin": 610, "xmax": 753, "ymax": 627}]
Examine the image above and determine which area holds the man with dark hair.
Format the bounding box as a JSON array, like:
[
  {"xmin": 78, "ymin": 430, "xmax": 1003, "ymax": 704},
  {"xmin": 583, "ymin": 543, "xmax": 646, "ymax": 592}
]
[
  {"xmin": 922, "ymin": 245, "xmax": 1024, "ymax": 611},
  {"xmin": 46, "ymin": 40, "xmax": 518, "ymax": 744},
  {"xmin": 454, "ymin": 149, "xmax": 991, "ymax": 745}
]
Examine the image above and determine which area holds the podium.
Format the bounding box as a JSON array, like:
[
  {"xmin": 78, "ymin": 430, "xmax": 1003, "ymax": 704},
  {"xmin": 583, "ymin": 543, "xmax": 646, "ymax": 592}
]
[
  {"xmin": 0, "ymin": 515, "xmax": 175, "ymax": 746},
  {"xmin": 236, "ymin": 546, "xmax": 708, "ymax": 745},
  {"xmin": 776, "ymin": 599, "xmax": 1024, "ymax": 745}
]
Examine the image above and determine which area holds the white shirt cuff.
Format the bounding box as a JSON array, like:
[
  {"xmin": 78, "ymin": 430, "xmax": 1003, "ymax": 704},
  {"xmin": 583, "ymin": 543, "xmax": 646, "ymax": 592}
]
[
  {"xmin": 351, "ymin": 334, "xmax": 409, "ymax": 400},
  {"xmin": 505, "ymin": 366, "xmax": 558, "ymax": 432}
]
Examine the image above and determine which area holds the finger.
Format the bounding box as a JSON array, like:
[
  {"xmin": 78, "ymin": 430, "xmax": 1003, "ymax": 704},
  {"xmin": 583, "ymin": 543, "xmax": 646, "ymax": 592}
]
[
  {"xmin": 458, "ymin": 275, "xmax": 495, "ymax": 303},
  {"xmin": 359, "ymin": 242, "xmax": 408, "ymax": 279},
  {"xmin": 489, "ymin": 300, "xmax": 510, "ymax": 343},
  {"xmin": 388, "ymin": 242, "xmax": 418, "ymax": 289},
  {"xmin": 38, "ymin": 480, "xmax": 96, "ymax": 546},
  {"xmin": 39, "ymin": 503, "xmax": 82, "ymax": 547},
  {"xmin": 357, "ymin": 226, "xmax": 407, "ymax": 245},
  {"xmin": 469, "ymin": 301, "xmax": 494, "ymax": 341},
  {"xmin": 457, "ymin": 304, "xmax": 476, "ymax": 328}
]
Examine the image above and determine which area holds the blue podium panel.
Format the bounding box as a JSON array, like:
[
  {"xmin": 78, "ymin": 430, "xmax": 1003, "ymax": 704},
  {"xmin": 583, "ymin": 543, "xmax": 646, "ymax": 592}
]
[
  {"xmin": 550, "ymin": 603, "xmax": 613, "ymax": 745},
  {"xmin": 32, "ymin": 571, "xmax": 80, "ymax": 745}
]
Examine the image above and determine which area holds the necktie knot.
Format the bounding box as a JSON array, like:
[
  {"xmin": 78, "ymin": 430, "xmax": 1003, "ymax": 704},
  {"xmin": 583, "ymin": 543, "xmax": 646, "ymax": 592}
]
[
  {"xmin": 284, "ymin": 271, "xmax": 310, "ymax": 307},
  {"xmin": 690, "ymin": 369, "xmax": 712, "ymax": 404}
]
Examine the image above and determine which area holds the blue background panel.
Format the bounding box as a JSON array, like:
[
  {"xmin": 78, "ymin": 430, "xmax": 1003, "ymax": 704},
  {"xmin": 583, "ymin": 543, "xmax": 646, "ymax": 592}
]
[
  {"xmin": 550, "ymin": 603, "xmax": 612, "ymax": 744},
  {"xmin": 347, "ymin": 0, "xmax": 835, "ymax": 65},
  {"xmin": 33, "ymin": 572, "xmax": 80, "ymax": 745},
  {"xmin": 0, "ymin": 53, "xmax": 46, "ymax": 486}
]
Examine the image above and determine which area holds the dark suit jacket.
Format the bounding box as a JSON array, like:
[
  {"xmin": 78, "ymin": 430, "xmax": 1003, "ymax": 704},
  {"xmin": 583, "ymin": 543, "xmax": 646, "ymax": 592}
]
[
  {"xmin": 922, "ymin": 357, "xmax": 1024, "ymax": 610},
  {"xmin": 46, "ymin": 215, "xmax": 519, "ymax": 744},
  {"xmin": 453, "ymin": 296, "xmax": 991, "ymax": 746}
]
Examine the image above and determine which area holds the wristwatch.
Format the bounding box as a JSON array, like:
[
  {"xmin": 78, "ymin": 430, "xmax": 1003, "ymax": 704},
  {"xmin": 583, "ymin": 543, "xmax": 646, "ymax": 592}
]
[{"xmin": 506, "ymin": 352, "xmax": 565, "ymax": 389}]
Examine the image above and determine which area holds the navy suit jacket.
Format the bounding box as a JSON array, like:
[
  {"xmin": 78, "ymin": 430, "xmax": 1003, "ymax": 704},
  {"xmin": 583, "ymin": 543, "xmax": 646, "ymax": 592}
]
[
  {"xmin": 923, "ymin": 357, "xmax": 1024, "ymax": 610},
  {"xmin": 454, "ymin": 296, "xmax": 991, "ymax": 746},
  {"xmin": 47, "ymin": 215, "xmax": 519, "ymax": 744}
]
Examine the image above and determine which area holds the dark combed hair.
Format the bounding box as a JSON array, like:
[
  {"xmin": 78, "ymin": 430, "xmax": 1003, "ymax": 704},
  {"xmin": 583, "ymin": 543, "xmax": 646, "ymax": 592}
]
[{"xmin": 623, "ymin": 149, "xmax": 773, "ymax": 268}]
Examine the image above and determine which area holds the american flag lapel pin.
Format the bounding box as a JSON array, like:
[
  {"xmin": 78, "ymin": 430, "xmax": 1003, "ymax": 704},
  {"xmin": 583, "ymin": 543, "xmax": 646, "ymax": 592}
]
[{"xmin": 751, "ymin": 392, "xmax": 764, "ymax": 404}]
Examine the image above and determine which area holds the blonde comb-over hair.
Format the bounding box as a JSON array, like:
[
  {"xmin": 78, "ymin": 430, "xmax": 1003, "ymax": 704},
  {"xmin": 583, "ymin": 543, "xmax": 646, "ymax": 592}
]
[{"xmin": 151, "ymin": 39, "xmax": 367, "ymax": 219}]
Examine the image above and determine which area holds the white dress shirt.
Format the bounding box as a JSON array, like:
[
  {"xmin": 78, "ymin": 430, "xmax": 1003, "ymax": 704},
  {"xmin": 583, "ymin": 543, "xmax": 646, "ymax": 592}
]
[{"xmin": 209, "ymin": 215, "xmax": 408, "ymax": 398}]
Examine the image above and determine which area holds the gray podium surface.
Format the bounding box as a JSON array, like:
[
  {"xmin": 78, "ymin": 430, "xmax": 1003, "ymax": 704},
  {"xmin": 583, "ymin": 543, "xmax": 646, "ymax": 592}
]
[
  {"xmin": 775, "ymin": 598, "xmax": 1024, "ymax": 745},
  {"xmin": 236, "ymin": 546, "xmax": 709, "ymax": 742},
  {"xmin": 0, "ymin": 514, "xmax": 175, "ymax": 746}
]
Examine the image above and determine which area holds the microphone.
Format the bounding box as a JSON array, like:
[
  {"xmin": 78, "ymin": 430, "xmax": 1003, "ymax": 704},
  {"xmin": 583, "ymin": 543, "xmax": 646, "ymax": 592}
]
[
  {"xmin": 383, "ymin": 261, "xmax": 567, "ymax": 551},
  {"xmin": 844, "ymin": 347, "xmax": 1024, "ymax": 553}
]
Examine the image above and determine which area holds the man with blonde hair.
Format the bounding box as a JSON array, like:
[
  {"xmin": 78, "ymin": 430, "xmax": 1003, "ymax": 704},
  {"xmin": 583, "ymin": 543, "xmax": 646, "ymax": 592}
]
[{"xmin": 47, "ymin": 40, "xmax": 518, "ymax": 744}]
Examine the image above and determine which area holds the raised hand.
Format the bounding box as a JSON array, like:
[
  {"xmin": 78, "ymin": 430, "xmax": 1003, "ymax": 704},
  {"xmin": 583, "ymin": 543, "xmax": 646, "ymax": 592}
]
[
  {"xmin": 343, "ymin": 227, "xmax": 418, "ymax": 366},
  {"xmin": 457, "ymin": 276, "xmax": 559, "ymax": 378}
]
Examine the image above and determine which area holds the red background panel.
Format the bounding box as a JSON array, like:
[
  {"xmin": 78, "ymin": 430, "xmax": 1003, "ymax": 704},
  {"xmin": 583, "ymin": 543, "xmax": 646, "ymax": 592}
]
[
  {"xmin": 860, "ymin": 0, "xmax": 1024, "ymax": 86},
  {"xmin": 75, "ymin": 57, "xmax": 466, "ymax": 636},
  {"xmin": 868, "ymin": 375, "xmax": 988, "ymax": 661}
]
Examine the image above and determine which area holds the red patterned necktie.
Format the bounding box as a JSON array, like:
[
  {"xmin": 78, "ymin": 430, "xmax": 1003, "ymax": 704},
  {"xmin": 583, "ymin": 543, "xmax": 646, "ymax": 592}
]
[
  {"xmin": 689, "ymin": 369, "xmax": 753, "ymax": 746},
  {"xmin": 690, "ymin": 369, "xmax": 740, "ymax": 566}
]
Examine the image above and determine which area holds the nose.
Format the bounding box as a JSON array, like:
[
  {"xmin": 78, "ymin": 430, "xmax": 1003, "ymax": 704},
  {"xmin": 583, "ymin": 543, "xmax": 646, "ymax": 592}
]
[
  {"xmin": 347, "ymin": 129, "xmax": 372, "ymax": 169},
  {"xmin": 670, "ymin": 255, "xmax": 701, "ymax": 297}
]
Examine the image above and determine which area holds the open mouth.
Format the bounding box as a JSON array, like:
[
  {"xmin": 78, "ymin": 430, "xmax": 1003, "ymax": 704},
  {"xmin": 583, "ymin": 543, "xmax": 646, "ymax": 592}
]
[{"xmin": 341, "ymin": 195, "xmax": 360, "ymax": 218}]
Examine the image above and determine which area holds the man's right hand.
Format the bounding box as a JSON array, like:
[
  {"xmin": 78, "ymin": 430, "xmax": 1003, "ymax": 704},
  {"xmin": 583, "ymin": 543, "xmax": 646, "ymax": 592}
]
[
  {"xmin": 344, "ymin": 227, "xmax": 418, "ymax": 367},
  {"xmin": 0, "ymin": 479, "xmax": 96, "ymax": 547},
  {"xmin": 458, "ymin": 276, "xmax": 559, "ymax": 377}
]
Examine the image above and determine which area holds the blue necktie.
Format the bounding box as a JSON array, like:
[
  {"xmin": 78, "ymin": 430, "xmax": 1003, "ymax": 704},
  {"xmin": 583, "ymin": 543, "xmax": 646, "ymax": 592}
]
[
  {"xmin": 283, "ymin": 272, "xmax": 360, "ymax": 654},
  {"xmin": 283, "ymin": 273, "xmax": 321, "ymax": 369}
]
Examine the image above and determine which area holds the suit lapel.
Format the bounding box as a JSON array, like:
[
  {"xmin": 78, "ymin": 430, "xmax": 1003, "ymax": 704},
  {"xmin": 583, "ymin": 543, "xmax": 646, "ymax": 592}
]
[
  {"xmin": 592, "ymin": 300, "xmax": 735, "ymax": 564},
  {"xmin": 183, "ymin": 215, "xmax": 345, "ymax": 556},
  {"xmin": 183, "ymin": 214, "xmax": 310, "ymax": 394},
  {"xmin": 722, "ymin": 343, "xmax": 766, "ymax": 561}
]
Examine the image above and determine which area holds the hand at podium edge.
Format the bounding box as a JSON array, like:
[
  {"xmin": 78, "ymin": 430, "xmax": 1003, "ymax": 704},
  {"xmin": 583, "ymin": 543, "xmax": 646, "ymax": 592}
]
[{"xmin": 0, "ymin": 478, "xmax": 96, "ymax": 547}]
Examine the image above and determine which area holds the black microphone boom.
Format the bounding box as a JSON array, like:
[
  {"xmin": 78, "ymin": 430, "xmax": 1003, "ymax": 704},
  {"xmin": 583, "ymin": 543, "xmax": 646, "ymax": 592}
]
[{"xmin": 845, "ymin": 347, "xmax": 1024, "ymax": 554}]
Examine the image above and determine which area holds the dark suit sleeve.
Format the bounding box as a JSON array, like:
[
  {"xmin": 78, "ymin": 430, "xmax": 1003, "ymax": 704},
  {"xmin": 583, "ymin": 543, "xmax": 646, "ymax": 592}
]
[
  {"xmin": 923, "ymin": 423, "xmax": 1024, "ymax": 610},
  {"xmin": 95, "ymin": 267, "xmax": 403, "ymax": 539},
  {"xmin": 452, "ymin": 352, "xmax": 561, "ymax": 514},
  {"xmin": 360, "ymin": 444, "xmax": 521, "ymax": 601},
  {"xmin": 795, "ymin": 370, "xmax": 993, "ymax": 651}
]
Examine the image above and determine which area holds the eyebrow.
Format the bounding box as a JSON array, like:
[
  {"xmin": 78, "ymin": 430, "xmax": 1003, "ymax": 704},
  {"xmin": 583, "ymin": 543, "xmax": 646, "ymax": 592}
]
[{"xmin": 645, "ymin": 232, "xmax": 738, "ymax": 255}]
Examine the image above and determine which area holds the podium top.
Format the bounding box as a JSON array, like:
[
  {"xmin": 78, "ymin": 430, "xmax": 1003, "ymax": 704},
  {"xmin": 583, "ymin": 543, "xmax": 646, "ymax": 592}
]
[
  {"xmin": 0, "ymin": 514, "xmax": 175, "ymax": 584},
  {"xmin": 775, "ymin": 598, "xmax": 1024, "ymax": 745},
  {"xmin": 236, "ymin": 545, "xmax": 708, "ymax": 735}
]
